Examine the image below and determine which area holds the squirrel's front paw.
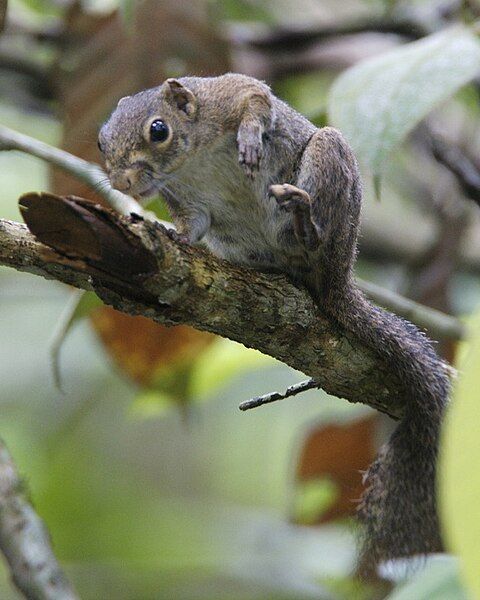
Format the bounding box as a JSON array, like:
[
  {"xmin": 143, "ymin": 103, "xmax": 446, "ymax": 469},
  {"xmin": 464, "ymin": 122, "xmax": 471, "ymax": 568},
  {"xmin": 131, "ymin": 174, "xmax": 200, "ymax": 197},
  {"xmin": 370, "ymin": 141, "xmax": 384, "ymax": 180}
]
[{"xmin": 238, "ymin": 131, "xmax": 263, "ymax": 178}]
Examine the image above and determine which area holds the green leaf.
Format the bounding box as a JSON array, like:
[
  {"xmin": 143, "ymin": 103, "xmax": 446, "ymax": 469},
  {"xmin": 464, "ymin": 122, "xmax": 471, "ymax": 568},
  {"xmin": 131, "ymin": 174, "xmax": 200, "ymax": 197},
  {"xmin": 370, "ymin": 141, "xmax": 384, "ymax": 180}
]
[
  {"xmin": 50, "ymin": 290, "xmax": 103, "ymax": 390},
  {"xmin": 440, "ymin": 314, "xmax": 480, "ymax": 600},
  {"xmin": 328, "ymin": 26, "xmax": 480, "ymax": 175}
]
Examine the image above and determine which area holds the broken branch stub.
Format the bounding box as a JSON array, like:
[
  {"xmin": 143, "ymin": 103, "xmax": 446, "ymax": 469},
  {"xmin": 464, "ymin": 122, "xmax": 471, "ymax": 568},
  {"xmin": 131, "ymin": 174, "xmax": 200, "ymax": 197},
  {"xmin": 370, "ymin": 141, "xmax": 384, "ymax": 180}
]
[{"xmin": 19, "ymin": 192, "xmax": 158, "ymax": 280}]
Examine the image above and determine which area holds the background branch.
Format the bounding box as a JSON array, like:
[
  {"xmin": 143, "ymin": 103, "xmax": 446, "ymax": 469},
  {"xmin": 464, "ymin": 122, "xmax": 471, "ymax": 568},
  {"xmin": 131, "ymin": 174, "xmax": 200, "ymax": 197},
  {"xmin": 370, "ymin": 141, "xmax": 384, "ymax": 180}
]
[
  {"xmin": 0, "ymin": 48, "xmax": 52, "ymax": 96},
  {"xmin": 227, "ymin": 16, "xmax": 430, "ymax": 50},
  {"xmin": 358, "ymin": 278, "xmax": 465, "ymax": 341},
  {"xmin": 0, "ymin": 437, "xmax": 78, "ymax": 600}
]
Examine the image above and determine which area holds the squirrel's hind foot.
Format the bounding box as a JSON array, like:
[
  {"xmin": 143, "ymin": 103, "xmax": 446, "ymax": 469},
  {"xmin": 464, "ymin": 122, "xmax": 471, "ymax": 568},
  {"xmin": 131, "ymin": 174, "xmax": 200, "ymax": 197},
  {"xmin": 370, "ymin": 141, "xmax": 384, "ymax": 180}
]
[{"xmin": 269, "ymin": 184, "xmax": 320, "ymax": 251}]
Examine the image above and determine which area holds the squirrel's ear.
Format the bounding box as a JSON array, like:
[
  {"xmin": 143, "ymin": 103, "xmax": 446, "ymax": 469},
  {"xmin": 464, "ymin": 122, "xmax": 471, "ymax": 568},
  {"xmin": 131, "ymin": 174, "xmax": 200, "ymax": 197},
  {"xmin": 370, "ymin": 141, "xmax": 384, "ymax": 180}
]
[
  {"xmin": 117, "ymin": 95, "xmax": 131, "ymax": 107},
  {"xmin": 165, "ymin": 79, "xmax": 197, "ymax": 117}
]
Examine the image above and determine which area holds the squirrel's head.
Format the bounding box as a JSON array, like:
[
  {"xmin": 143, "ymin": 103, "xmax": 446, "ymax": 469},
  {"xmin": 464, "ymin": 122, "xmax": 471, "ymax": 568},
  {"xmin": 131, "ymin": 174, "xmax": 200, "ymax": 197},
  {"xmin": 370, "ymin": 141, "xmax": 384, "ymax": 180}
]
[{"xmin": 98, "ymin": 78, "xmax": 197, "ymax": 201}]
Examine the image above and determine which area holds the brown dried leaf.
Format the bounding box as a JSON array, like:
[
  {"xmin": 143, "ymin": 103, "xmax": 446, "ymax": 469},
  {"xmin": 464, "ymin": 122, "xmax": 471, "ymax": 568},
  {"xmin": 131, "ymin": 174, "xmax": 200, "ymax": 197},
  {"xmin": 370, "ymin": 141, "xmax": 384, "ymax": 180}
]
[
  {"xmin": 295, "ymin": 416, "xmax": 377, "ymax": 523},
  {"xmin": 90, "ymin": 306, "xmax": 215, "ymax": 389}
]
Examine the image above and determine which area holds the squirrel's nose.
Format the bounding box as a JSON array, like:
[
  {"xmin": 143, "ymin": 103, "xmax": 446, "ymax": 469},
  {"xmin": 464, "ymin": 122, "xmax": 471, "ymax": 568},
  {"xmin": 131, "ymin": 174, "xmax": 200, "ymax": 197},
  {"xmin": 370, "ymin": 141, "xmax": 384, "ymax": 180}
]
[{"xmin": 110, "ymin": 171, "xmax": 132, "ymax": 192}]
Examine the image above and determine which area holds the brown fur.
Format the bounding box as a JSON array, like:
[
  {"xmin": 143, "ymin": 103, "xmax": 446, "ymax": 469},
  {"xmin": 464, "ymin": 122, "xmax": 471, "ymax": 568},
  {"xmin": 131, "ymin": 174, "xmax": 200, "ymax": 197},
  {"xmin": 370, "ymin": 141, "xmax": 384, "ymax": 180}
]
[{"xmin": 100, "ymin": 74, "xmax": 451, "ymax": 567}]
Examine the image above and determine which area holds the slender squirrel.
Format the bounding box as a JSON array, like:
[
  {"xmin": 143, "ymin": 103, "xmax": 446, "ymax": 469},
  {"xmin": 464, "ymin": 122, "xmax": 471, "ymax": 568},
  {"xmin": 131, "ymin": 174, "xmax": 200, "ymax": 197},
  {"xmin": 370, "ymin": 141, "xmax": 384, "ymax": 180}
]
[{"xmin": 99, "ymin": 73, "xmax": 451, "ymax": 566}]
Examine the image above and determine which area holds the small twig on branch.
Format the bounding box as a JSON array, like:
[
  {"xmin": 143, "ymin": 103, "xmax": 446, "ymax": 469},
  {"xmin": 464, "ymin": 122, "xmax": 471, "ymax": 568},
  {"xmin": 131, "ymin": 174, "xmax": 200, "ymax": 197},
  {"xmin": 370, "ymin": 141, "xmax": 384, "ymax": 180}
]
[
  {"xmin": 239, "ymin": 275, "xmax": 465, "ymax": 410},
  {"xmin": 239, "ymin": 378, "xmax": 319, "ymax": 411},
  {"xmin": 0, "ymin": 438, "xmax": 78, "ymax": 600},
  {"xmin": 239, "ymin": 280, "xmax": 464, "ymax": 411}
]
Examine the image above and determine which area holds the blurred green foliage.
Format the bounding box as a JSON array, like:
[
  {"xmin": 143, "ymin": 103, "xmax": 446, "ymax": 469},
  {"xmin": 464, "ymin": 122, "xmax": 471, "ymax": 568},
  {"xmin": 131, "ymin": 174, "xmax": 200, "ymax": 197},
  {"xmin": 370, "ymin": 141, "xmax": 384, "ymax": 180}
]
[
  {"xmin": 211, "ymin": 0, "xmax": 275, "ymax": 24},
  {"xmin": 293, "ymin": 479, "xmax": 338, "ymax": 525}
]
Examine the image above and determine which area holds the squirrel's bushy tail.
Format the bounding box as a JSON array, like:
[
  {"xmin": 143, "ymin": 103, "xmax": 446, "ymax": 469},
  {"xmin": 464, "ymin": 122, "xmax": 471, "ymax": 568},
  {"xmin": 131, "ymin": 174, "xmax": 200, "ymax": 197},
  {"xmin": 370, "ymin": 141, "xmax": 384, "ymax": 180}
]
[
  {"xmin": 325, "ymin": 285, "xmax": 450, "ymax": 565},
  {"xmin": 298, "ymin": 128, "xmax": 450, "ymax": 565}
]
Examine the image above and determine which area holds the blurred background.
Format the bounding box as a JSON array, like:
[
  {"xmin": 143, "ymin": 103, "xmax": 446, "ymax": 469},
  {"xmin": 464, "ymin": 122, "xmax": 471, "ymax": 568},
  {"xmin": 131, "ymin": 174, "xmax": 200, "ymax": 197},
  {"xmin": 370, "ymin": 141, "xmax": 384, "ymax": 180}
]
[{"xmin": 1, "ymin": 0, "xmax": 480, "ymax": 598}]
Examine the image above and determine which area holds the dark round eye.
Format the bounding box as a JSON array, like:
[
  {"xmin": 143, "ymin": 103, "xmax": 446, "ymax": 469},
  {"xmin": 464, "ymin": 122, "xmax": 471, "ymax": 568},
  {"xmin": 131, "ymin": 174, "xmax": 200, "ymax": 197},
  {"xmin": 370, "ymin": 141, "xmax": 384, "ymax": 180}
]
[
  {"xmin": 97, "ymin": 139, "xmax": 104, "ymax": 153},
  {"xmin": 149, "ymin": 119, "xmax": 170, "ymax": 143}
]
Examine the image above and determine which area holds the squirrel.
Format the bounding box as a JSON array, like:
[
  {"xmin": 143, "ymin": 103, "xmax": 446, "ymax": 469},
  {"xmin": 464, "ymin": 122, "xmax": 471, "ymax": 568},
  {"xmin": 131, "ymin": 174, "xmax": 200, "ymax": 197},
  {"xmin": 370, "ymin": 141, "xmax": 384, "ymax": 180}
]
[{"xmin": 98, "ymin": 73, "xmax": 451, "ymax": 567}]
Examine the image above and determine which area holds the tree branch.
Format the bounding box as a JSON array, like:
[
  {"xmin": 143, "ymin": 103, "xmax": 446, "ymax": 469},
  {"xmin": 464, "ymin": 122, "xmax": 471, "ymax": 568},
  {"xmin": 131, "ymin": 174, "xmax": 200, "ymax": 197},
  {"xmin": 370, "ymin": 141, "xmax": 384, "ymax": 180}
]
[
  {"xmin": 0, "ymin": 126, "xmax": 464, "ymax": 342},
  {"xmin": 0, "ymin": 192, "xmax": 456, "ymax": 420},
  {"xmin": 0, "ymin": 437, "xmax": 78, "ymax": 599}
]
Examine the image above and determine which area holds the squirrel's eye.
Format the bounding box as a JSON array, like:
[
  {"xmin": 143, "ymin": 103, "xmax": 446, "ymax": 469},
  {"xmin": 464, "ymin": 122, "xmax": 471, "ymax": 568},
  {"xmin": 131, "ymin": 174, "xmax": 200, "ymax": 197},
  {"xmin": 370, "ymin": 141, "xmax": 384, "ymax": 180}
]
[
  {"xmin": 149, "ymin": 119, "xmax": 170, "ymax": 143},
  {"xmin": 97, "ymin": 139, "xmax": 104, "ymax": 153}
]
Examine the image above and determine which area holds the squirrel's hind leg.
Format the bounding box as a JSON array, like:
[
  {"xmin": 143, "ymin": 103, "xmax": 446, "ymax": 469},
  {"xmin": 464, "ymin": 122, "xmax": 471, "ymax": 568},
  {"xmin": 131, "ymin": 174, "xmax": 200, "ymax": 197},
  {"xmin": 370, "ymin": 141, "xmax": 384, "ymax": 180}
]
[{"xmin": 269, "ymin": 126, "xmax": 358, "ymax": 256}]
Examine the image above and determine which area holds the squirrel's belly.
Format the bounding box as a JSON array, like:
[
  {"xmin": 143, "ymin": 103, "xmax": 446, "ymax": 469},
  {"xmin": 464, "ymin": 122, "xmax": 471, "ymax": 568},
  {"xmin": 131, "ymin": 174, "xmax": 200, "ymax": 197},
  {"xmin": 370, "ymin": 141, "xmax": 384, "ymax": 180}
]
[
  {"xmin": 203, "ymin": 202, "xmax": 310, "ymax": 274},
  {"xmin": 204, "ymin": 232, "xmax": 312, "ymax": 278},
  {"xmin": 172, "ymin": 138, "xmax": 308, "ymax": 271}
]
